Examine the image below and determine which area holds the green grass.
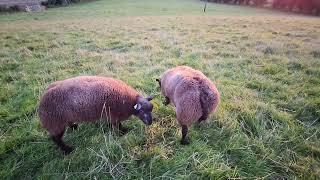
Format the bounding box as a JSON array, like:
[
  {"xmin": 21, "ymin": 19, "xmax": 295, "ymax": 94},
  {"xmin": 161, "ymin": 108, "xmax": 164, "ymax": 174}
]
[{"xmin": 1, "ymin": 0, "xmax": 320, "ymax": 179}]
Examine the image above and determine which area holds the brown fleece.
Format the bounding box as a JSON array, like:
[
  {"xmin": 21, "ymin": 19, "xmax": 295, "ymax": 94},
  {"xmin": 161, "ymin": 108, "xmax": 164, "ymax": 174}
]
[
  {"xmin": 38, "ymin": 76, "xmax": 140, "ymax": 136},
  {"xmin": 159, "ymin": 66, "xmax": 220, "ymax": 126}
]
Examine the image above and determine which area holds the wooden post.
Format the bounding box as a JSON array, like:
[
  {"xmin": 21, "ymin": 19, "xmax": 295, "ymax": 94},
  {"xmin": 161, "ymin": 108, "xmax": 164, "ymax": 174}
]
[{"xmin": 204, "ymin": 0, "xmax": 207, "ymax": 12}]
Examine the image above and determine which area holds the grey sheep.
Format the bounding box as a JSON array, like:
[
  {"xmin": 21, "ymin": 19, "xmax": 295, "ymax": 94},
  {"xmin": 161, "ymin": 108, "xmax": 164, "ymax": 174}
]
[
  {"xmin": 156, "ymin": 66, "xmax": 220, "ymax": 144},
  {"xmin": 39, "ymin": 76, "xmax": 153, "ymax": 154}
]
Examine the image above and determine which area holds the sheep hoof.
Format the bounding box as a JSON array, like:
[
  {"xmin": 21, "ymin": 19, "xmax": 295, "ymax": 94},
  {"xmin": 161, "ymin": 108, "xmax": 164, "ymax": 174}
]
[
  {"xmin": 163, "ymin": 97, "xmax": 170, "ymax": 106},
  {"xmin": 180, "ymin": 138, "xmax": 190, "ymax": 145},
  {"xmin": 62, "ymin": 146, "xmax": 74, "ymax": 155},
  {"xmin": 119, "ymin": 127, "xmax": 129, "ymax": 136},
  {"xmin": 69, "ymin": 124, "xmax": 78, "ymax": 131}
]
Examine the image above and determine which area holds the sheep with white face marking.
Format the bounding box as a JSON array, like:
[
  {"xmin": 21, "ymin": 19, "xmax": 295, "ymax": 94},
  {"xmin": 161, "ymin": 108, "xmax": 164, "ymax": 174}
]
[
  {"xmin": 38, "ymin": 76, "xmax": 153, "ymax": 154},
  {"xmin": 156, "ymin": 66, "xmax": 220, "ymax": 144}
]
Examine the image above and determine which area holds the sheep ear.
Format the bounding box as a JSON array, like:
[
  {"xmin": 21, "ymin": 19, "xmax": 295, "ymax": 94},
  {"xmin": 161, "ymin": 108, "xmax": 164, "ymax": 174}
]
[
  {"xmin": 134, "ymin": 104, "xmax": 141, "ymax": 110},
  {"xmin": 156, "ymin": 78, "xmax": 161, "ymax": 87},
  {"xmin": 146, "ymin": 96, "xmax": 153, "ymax": 101}
]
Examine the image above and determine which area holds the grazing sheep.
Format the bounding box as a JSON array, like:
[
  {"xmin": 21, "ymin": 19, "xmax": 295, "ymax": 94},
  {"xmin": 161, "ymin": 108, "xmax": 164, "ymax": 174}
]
[
  {"xmin": 156, "ymin": 66, "xmax": 220, "ymax": 145},
  {"xmin": 39, "ymin": 76, "xmax": 153, "ymax": 154}
]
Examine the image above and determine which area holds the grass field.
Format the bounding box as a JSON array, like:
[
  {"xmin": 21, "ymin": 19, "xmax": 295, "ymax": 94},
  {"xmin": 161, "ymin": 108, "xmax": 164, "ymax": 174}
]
[{"xmin": 1, "ymin": 0, "xmax": 320, "ymax": 179}]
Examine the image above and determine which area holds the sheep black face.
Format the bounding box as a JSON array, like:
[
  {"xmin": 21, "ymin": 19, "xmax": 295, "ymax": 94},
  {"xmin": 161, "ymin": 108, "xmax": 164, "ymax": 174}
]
[{"xmin": 134, "ymin": 96, "xmax": 153, "ymax": 125}]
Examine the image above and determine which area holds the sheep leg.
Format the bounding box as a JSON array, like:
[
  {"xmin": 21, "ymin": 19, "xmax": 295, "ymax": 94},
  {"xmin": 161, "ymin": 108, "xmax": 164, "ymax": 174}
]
[
  {"xmin": 112, "ymin": 121, "xmax": 129, "ymax": 135},
  {"xmin": 118, "ymin": 123, "xmax": 129, "ymax": 135},
  {"xmin": 180, "ymin": 125, "xmax": 190, "ymax": 145},
  {"xmin": 198, "ymin": 113, "xmax": 208, "ymax": 123},
  {"xmin": 164, "ymin": 96, "xmax": 170, "ymax": 105},
  {"xmin": 68, "ymin": 123, "xmax": 78, "ymax": 131},
  {"xmin": 51, "ymin": 130, "xmax": 73, "ymax": 154}
]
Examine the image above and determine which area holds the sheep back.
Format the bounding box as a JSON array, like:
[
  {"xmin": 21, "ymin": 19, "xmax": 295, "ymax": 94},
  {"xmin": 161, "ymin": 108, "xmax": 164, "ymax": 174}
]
[{"xmin": 38, "ymin": 76, "xmax": 139, "ymax": 135}]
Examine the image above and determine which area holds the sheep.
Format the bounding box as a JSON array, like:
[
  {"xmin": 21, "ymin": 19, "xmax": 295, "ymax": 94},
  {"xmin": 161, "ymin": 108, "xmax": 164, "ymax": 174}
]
[
  {"xmin": 38, "ymin": 76, "xmax": 153, "ymax": 154},
  {"xmin": 156, "ymin": 66, "xmax": 220, "ymax": 145}
]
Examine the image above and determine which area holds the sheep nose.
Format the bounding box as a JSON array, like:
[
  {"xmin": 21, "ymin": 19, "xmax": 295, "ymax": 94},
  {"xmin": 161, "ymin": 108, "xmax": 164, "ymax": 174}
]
[{"xmin": 146, "ymin": 116, "xmax": 152, "ymax": 126}]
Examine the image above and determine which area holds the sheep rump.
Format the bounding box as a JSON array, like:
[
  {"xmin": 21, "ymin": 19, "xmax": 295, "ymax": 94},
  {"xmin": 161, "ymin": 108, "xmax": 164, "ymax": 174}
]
[{"xmin": 158, "ymin": 66, "xmax": 220, "ymax": 144}]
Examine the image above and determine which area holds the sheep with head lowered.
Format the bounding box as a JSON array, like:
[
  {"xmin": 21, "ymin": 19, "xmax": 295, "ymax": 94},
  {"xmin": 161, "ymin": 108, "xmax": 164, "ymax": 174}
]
[
  {"xmin": 156, "ymin": 66, "xmax": 220, "ymax": 145},
  {"xmin": 38, "ymin": 76, "xmax": 153, "ymax": 154}
]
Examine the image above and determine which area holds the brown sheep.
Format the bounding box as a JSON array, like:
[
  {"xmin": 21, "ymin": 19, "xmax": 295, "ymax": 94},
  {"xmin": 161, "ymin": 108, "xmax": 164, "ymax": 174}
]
[
  {"xmin": 156, "ymin": 66, "xmax": 220, "ymax": 144},
  {"xmin": 38, "ymin": 76, "xmax": 153, "ymax": 154}
]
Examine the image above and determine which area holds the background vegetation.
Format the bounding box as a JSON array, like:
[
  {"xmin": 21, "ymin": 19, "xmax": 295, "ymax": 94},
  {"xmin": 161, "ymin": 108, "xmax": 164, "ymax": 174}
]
[
  {"xmin": 205, "ymin": 0, "xmax": 320, "ymax": 15},
  {"xmin": 0, "ymin": 0, "xmax": 319, "ymax": 179}
]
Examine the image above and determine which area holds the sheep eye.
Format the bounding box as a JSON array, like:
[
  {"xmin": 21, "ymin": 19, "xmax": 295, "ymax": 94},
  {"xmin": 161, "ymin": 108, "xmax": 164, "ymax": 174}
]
[{"xmin": 134, "ymin": 104, "xmax": 142, "ymax": 110}]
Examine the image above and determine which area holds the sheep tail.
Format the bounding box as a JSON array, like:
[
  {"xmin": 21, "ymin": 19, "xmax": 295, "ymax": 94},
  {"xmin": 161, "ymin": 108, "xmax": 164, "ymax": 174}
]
[{"xmin": 193, "ymin": 77, "xmax": 216, "ymax": 122}]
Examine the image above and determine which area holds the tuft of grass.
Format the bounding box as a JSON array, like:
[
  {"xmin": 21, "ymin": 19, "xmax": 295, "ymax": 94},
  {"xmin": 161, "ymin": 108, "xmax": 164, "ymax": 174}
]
[{"xmin": 0, "ymin": 0, "xmax": 320, "ymax": 179}]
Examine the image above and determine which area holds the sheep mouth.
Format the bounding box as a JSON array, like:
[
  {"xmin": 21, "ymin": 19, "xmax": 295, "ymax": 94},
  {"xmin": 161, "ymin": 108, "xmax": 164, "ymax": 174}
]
[
  {"xmin": 136, "ymin": 111, "xmax": 152, "ymax": 126},
  {"xmin": 141, "ymin": 118, "xmax": 152, "ymax": 126},
  {"xmin": 145, "ymin": 120, "xmax": 152, "ymax": 126}
]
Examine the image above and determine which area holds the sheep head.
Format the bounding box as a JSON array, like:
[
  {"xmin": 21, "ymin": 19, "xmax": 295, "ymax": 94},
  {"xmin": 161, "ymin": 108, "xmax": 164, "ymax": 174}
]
[{"xmin": 134, "ymin": 96, "xmax": 153, "ymax": 125}]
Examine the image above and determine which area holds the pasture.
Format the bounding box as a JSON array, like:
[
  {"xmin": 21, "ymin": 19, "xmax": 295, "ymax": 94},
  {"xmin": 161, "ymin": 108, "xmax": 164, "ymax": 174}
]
[{"xmin": 0, "ymin": 0, "xmax": 320, "ymax": 179}]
